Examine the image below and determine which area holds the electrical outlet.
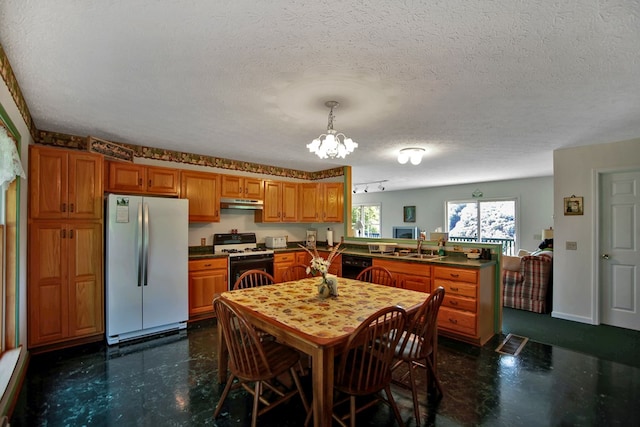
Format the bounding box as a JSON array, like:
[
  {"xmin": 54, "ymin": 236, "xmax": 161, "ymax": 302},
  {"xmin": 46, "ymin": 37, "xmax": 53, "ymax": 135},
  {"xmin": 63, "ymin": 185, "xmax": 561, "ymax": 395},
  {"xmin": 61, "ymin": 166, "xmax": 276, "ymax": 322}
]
[{"xmin": 566, "ymin": 241, "xmax": 577, "ymax": 250}]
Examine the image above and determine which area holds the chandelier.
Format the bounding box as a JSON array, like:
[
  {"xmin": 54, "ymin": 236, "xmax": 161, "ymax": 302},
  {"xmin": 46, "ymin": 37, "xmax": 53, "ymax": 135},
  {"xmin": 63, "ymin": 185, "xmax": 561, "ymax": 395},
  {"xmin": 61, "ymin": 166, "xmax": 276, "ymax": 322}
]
[
  {"xmin": 397, "ymin": 147, "xmax": 425, "ymax": 165},
  {"xmin": 307, "ymin": 101, "xmax": 358, "ymax": 159}
]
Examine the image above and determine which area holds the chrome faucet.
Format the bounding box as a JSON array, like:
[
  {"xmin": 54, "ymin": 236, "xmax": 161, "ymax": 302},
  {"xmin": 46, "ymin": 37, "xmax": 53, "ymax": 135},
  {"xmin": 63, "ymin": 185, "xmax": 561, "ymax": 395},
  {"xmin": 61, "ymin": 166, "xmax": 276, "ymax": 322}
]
[{"xmin": 417, "ymin": 238, "xmax": 423, "ymax": 254}]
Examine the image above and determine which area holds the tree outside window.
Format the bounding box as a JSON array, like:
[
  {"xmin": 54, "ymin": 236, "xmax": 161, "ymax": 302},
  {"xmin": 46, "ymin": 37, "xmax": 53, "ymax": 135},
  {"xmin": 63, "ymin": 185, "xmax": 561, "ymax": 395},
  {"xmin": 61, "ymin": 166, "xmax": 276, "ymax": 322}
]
[
  {"xmin": 352, "ymin": 204, "xmax": 381, "ymax": 238},
  {"xmin": 447, "ymin": 199, "xmax": 516, "ymax": 255}
]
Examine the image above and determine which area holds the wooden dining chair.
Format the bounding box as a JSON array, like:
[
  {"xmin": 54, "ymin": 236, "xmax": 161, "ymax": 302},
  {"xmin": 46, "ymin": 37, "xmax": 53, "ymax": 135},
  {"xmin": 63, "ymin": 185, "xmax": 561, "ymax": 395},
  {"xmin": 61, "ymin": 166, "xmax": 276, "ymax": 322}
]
[
  {"xmin": 391, "ymin": 286, "xmax": 446, "ymax": 423},
  {"xmin": 282, "ymin": 263, "xmax": 311, "ymax": 282},
  {"xmin": 306, "ymin": 305, "xmax": 407, "ymax": 427},
  {"xmin": 233, "ymin": 269, "xmax": 275, "ymax": 290},
  {"xmin": 213, "ymin": 297, "xmax": 309, "ymax": 427},
  {"xmin": 355, "ymin": 265, "xmax": 396, "ymax": 287}
]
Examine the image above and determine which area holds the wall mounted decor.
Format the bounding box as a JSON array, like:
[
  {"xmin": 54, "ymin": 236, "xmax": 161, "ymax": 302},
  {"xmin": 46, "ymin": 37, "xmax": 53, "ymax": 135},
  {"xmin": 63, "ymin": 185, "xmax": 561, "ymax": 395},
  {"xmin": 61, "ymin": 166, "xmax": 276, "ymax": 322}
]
[
  {"xmin": 564, "ymin": 195, "xmax": 583, "ymax": 216},
  {"xmin": 403, "ymin": 205, "xmax": 416, "ymax": 222},
  {"xmin": 88, "ymin": 136, "xmax": 134, "ymax": 162}
]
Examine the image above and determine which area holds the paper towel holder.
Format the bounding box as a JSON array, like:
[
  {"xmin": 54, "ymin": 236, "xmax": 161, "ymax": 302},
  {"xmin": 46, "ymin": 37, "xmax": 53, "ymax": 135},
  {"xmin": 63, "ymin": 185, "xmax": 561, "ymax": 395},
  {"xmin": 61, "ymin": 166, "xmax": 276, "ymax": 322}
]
[{"xmin": 327, "ymin": 227, "xmax": 334, "ymax": 247}]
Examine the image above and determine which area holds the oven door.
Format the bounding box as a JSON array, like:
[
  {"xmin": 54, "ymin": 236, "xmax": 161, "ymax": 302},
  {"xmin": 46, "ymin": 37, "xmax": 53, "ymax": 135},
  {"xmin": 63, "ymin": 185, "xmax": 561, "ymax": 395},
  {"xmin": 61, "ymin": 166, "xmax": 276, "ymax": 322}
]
[{"xmin": 228, "ymin": 255, "xmax": 274, "ymax": 290}]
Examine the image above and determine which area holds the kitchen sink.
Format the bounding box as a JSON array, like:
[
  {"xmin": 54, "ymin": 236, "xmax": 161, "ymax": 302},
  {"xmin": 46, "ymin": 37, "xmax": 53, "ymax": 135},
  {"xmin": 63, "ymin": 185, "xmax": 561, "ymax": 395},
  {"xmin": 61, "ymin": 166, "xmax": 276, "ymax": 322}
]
[{"xmin": 406, "ymin": 254, "xmax": 445, "ymax": 260}]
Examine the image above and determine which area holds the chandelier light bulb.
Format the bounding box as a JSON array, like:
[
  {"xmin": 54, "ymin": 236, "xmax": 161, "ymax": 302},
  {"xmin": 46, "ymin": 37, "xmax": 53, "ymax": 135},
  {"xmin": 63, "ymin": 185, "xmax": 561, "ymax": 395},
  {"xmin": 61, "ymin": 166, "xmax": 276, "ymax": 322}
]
[{"xmin": 307, "ymin": 101, "xmax": 358, "ymax": 159}]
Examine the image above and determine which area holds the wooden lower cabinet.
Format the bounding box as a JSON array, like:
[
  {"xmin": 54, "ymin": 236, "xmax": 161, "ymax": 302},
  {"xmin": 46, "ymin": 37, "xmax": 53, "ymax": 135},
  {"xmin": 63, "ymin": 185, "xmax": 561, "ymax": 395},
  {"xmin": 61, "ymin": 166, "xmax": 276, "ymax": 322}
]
[
  {"xmin": 317, "ymin": 250, "xmax": 342, "ymax": 276},
  {"xmin": 373, "ymin": 259, "xmax": 431, "ymax": 292},
  {"xmin": 434, "ymin": 264, "xmax": 496, "ymax": 346},
  {"xmin": 28, "ymin": 221, "xmax": 103, "ymax": 349},
  {"xmin": 273, "ymin": 252, "xmax": 296, "ymax": 282},
  {"xmin": 189, "ymin": 258, "xmax": 228, "ymax": 319}
]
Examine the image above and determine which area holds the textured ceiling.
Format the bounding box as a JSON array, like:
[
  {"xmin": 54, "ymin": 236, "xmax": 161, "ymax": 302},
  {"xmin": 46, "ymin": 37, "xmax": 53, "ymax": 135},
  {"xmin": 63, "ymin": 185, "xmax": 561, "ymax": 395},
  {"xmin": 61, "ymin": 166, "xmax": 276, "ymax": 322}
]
[{"xmin": 1, "ymin": 1, "xmax": 639, "ymax": 192}]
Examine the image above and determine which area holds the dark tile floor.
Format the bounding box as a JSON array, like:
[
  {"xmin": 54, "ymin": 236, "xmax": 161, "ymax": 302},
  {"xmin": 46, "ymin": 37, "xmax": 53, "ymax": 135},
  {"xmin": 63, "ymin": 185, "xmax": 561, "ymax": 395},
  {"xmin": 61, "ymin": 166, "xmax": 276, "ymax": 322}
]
[{"xmin": 10, "ymin": 318, "xmax": 640, "ymax": 426}]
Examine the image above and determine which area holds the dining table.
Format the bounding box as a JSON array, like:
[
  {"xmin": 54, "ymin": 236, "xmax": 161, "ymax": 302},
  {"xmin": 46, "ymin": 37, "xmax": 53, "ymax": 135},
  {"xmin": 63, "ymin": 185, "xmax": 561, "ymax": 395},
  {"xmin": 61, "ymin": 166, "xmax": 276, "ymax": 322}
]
[{"xmin": 216, "ymin": 277, "xmax": 429, "ymax": 427}]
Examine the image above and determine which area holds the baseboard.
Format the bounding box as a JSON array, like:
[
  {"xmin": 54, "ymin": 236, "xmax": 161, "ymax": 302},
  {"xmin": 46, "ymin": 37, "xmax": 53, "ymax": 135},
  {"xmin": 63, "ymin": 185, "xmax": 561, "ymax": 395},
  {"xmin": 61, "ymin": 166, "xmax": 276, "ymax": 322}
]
[
  {"xmin": 0, "ymin": 346, "xmax": 28, "ymax": 418},
  {"xmin": 550, "ymin": 310, "xmax": 596, "ymax": 325}
]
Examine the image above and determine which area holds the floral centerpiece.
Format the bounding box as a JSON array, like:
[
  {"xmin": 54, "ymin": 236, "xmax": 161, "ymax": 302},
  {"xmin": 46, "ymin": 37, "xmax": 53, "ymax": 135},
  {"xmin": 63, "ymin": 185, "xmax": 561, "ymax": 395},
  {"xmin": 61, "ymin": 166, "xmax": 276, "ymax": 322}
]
[{"xmin": 298, "ymin": 242, "xmax": 344, "ymax": 298}]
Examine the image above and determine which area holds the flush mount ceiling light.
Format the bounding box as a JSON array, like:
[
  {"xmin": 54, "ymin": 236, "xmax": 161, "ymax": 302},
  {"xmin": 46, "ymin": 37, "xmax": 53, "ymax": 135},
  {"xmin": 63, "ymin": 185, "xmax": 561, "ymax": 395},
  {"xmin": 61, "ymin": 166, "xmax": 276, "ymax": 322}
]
[
  {"xmin": 307, "ymin": 101, "xmax": 358, "ymax": 159},
  {"xmin": 397, "ymin": 147, "xmax": 425, "ymax": 165}
]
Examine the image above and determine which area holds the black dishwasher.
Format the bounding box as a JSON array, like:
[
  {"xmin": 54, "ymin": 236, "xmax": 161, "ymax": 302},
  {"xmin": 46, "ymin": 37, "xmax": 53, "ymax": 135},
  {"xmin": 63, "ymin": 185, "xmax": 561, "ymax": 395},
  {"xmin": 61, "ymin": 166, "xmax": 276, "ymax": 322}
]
[{"xmin": 341, "ymin": 254, "xmax": 373, "ymax": 279}]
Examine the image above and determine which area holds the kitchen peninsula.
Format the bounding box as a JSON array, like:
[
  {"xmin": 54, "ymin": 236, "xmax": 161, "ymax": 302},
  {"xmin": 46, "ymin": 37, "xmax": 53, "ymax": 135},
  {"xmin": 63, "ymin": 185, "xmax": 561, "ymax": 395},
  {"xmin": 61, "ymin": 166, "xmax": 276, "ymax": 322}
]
[{"xmin": 189, "ymin": 240, "xmax": 500, "ymax": 346}]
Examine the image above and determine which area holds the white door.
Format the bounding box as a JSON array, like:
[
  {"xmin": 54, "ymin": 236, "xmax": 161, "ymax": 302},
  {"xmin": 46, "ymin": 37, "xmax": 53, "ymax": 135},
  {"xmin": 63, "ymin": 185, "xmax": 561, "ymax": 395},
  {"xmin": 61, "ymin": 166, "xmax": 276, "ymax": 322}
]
[
  {"xmin": 141, "ymin": 196, "xmax": 189, "ymax": 329},
  {"xmin": 600, "ymin": 170, "xmax": 640, "ymax": 330},
  {"xmin": 106, "ymin": 194, "xmax": 144, "ymax": 338}
]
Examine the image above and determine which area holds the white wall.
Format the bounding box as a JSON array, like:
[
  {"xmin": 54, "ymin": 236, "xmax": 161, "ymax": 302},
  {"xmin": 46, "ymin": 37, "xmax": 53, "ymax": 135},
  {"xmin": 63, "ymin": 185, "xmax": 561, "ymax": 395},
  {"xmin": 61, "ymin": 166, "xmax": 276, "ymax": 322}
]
[
  {"xmin": 553, "ymin": 138, "xmax": 640, "ymax": 324},
  {"xmin": 1, "ymin": 79, "xmax": 33, "ymax": 347},
  {"xmin": 352, "ymin": 176, "xmax": 554, "ymax": 253}
]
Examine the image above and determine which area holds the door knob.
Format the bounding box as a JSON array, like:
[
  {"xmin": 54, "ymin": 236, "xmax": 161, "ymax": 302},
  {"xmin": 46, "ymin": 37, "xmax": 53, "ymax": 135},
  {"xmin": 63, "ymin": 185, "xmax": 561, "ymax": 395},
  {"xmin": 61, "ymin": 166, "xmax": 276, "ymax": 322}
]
[{"xmin": 601, "ymin": 254, "xmax": 610, "ymax": 259}]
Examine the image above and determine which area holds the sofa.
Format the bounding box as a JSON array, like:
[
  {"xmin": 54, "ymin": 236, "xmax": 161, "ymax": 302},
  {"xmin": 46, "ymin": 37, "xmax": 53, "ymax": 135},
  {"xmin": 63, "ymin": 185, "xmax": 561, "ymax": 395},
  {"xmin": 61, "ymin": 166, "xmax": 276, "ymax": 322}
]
[{"xmin": 502, "ymin": 249, "xmax": 553, "ymax": 313}]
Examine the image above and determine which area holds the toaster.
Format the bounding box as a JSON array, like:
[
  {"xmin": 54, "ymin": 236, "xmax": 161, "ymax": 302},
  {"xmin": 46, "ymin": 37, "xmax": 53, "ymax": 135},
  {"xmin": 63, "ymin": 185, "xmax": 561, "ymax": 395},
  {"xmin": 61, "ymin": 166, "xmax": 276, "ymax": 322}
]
[{"xmin": 265, "ymin": 236, "xmax": 287, "ymax": 249}]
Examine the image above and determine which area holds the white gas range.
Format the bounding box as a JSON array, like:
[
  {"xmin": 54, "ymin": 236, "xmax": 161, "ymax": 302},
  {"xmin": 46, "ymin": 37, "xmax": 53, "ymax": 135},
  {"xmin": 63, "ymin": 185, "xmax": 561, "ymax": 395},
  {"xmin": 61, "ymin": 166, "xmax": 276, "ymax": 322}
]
[{"xmin": 213, "ymin": 233, "xmax": 274, "ymax": 289}]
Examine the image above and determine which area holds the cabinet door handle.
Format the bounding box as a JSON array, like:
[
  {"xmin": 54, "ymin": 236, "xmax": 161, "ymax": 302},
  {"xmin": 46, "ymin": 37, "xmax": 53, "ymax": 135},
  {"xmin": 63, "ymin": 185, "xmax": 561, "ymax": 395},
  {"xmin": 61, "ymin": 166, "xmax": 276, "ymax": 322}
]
[
  {"xmin": 451, "ymin": 286, "xmax": 459, "ymax": 291},
  {"xmin": 148, "ymin": 179, "xmax": 152, "ymax": 187},
  {"xmin": 448, "ymin": 318, "xmax": 458, "ymax": 324},
  {"xmin": 450, "ymin": 300, "xmax": 458, "ymax": 305},
  {"xmin": 69, "ymin": 229, "xmax": 74, "ymax": 239},
  {"xmin": 69, "ymin": 203, "xmax": 74, "ymax": 213},
  {"xmin": 61, "ymin": 203, "xmax": 66, "ymax": 213},
  {"xmin": 244, "ymin": 187, "xmax": 248, "ymax": 193},
  {"xmin": 139, "ymin": 178, "xmax": 142, "ymax": 185},
  {"xmin": 204, "ymin": 263, "xmax": 212, "ymax": 267},
  {"xmin": 61, "ymin": 229, "xmax": 66, "ymax": 238},
  {"xmin": 450, "ymin": 273, "xmax": 459, "ymax": 278}
]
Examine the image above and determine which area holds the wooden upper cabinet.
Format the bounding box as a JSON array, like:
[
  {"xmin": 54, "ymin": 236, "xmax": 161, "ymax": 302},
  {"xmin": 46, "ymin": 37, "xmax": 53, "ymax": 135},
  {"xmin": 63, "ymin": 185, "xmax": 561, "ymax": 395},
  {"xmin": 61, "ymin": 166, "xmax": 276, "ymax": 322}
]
[
  {"xmin": 106, "ymin": 162, "xmax": 179, "ymax": 196},
  {"xmin": 220, "ymin": 175, "xmax": 263, "ymax": 200},
  {"xmin": 322, "ymin": 182, "xmax": 344, "ymax": 223},
  {"xmin": 180, "ymin": 170, "xmax": 220, "ymax": 222},
  {"xmin": 299, "ymin": 183, "xmax": 320, "ymax": 222},
  {"xmin": 29, "ymin": 145, "xmax": 103, "ymax": 220},
  {"xmin": 255, "ymin": 180, "xmax": 298, "ymax": 222},
  {"xmin": 146, "ymin": 166, "xmax": 180, "ymax": 195},
  {"xmin": 298, "ymin": 182, "xmax": 344, "ymax": 223}
]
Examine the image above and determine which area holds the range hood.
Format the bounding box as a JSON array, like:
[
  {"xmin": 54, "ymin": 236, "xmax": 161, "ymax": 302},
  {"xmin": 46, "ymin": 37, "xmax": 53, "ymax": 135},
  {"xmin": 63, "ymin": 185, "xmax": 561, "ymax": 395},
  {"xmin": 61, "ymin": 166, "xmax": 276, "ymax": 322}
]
[{"xmin": 220, "ymin": 197, "xmax": 264, "ymax": 210}]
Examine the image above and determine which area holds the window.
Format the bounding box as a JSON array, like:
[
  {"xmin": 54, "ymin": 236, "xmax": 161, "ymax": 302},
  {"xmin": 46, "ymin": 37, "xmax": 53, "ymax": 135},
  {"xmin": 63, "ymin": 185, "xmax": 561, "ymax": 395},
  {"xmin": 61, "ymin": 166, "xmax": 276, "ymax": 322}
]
[
  {"xmin": 446, "ymin": 199, "xmax": 517, "ymax": 255},
  {"xmin": 352, "ymin": 204, "xmax": 381, "ymax": 238}
]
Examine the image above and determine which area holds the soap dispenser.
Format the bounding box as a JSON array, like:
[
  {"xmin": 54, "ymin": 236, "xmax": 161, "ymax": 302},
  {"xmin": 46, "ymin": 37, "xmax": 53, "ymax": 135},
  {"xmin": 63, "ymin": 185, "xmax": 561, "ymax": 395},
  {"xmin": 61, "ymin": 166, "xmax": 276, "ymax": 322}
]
[{"xmin": 438, "ymin": 239, "xmax": 445, "ymax": 256}]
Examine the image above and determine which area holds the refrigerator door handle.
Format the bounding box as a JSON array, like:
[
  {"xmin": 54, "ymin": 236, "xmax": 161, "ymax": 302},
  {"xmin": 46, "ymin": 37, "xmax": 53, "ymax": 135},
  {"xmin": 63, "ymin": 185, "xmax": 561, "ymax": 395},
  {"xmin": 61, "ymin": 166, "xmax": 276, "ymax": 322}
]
[
  {"xmin": 137, "ymin": 202, "xmax": 144, "ymax": 287},
  {"xmin": 143, "ymin": 202, "xmax": 150, "ymax": 286}
]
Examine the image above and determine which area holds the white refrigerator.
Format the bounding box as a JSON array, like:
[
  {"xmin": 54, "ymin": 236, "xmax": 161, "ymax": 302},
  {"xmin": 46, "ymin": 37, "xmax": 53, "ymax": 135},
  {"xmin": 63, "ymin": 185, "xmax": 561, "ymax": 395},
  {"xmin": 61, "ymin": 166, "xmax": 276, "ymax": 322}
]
[{"xmin": 105, "ymin": 194, "xmax": 189, "ymax": 345}]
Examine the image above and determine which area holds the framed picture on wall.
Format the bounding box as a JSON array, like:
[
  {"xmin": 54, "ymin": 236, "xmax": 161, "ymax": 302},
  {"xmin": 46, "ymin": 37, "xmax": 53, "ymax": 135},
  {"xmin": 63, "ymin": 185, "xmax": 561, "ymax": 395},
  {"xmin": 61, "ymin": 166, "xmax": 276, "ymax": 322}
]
[
  {"xmin": 403, "ymin": 205, "xmax": 416, "ymax": 222},
  {"xmin": 564, "ymin": 196, "xmax": 583, "ymax": 216}
]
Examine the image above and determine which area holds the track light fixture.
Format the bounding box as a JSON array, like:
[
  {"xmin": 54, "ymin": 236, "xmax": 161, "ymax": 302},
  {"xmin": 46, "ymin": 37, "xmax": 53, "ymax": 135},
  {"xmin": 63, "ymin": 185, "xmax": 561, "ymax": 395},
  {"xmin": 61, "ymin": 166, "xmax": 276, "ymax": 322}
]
[{"xmin": 352, "ymin": 180, "xmax": 388, "ymax": 193}]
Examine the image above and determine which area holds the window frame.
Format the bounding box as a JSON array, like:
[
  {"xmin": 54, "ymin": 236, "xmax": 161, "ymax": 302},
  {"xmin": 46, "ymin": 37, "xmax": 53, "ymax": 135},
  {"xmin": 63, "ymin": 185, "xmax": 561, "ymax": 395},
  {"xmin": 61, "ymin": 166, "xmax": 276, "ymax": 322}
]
[{"xmin": 445, "ymin": 197, "xmax": 518, "ymax": 255}]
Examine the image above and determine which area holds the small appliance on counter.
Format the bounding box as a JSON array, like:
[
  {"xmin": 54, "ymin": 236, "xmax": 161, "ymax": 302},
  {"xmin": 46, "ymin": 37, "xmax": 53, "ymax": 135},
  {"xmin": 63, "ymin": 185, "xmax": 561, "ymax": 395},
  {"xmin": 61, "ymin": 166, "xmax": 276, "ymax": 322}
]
[
  {"xmin": 265, "ymin": 236, "xmax": 287, "ymax": 249},
  {"xmin": 306, "ymin": 228, "xmax": 317, "ymax": 248}
]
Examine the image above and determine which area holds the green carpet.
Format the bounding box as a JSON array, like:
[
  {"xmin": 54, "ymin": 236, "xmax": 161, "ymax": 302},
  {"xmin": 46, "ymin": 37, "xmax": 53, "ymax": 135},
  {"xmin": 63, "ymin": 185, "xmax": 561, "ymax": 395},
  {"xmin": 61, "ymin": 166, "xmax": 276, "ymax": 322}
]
[{"xmin": 501, "ymin": 307, "xmax": 640, "ymax": 368}]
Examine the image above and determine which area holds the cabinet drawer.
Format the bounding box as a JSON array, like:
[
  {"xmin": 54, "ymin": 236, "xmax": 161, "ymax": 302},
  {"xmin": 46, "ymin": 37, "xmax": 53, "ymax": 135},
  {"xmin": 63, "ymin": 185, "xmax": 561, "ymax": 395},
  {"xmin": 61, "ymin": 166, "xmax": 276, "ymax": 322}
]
[
  {"xmin": 442, "ymin": 294, "xmax": 476, "ymax": 313},
  {"xmin": 274, "ymin": 253, "xmax": 296, "ymax": 263},
  {"xmin": 375, "ymin": 259, "xmax": 431, "ymax": 277},
  {"xmin": 435, "ymin": 279, "xmax": 477, "ymax": 299},
  {"xmin": 189, "ymin": 258, "xmax": 227, "ymax": 271},
  {"xmin": 438, "ymin": 307, "xmax": 476, "ymax": 336},
  {"xmin": 434, "ymin": 266, "xmax": 477, "ymax": 283}
]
